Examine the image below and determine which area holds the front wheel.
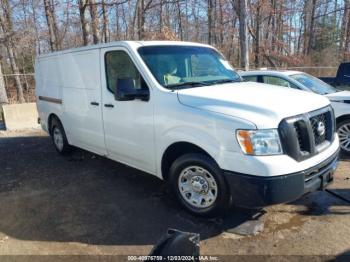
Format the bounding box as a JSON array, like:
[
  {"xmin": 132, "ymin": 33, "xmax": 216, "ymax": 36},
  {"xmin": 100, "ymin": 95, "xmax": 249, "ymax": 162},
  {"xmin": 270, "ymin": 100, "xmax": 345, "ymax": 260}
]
[
  {"xmin": 337, "ymin": 119, "xmax": 350, "ymax": 155},
  {"xmin": 168, "ymin": 153, "xmax": 230, "ymax": 217}
]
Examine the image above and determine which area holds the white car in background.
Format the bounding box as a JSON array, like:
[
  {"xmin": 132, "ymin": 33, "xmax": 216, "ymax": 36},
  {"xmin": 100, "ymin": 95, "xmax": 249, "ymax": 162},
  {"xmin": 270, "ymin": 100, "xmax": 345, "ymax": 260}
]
[{"xmin": 240, "ymin": 70, "xmax": 350, "ymax": 154}]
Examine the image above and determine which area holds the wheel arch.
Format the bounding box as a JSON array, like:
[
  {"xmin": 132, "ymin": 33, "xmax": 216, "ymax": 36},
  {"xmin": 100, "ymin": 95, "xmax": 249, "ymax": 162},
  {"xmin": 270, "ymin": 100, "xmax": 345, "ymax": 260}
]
[
  {"xmin": 48, "ymin": 113, "xmax": 62, "ymax": 135},
  {"xmin": 161, "ymin": 141, "xmax": 217, "ymax": 181},
  {"xmin": 336, "ymin": 114, "xmax": 350, "ymax": 127}
]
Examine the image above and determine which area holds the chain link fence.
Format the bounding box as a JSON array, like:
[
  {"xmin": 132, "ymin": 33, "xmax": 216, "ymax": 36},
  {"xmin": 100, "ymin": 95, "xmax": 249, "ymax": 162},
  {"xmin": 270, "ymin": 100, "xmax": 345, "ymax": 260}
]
[{"xmin": 2, "ymin": 73, "xmax": 35, "ymax": 104}]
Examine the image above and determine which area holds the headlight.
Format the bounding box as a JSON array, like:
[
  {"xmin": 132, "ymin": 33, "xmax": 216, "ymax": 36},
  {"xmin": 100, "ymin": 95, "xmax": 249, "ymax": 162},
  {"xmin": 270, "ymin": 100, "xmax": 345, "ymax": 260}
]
[{"xmin": 236, "ymin": 129, "xmax": 283, "ymax": 155}]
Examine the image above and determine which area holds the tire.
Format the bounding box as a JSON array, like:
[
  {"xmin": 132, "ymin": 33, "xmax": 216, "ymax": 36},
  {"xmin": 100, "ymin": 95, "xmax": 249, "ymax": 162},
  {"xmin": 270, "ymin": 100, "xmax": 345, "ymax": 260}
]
[
  {"xmin": 337, "ymin": 119, "xmax": 350, "ymax": 155},
  {"xmin": 168, "ymin": 153, "xmax": 230, "ymax": 217},
  {"xmin": 50, "ymin": 117, "xmax": 72, "ymax": 155}
]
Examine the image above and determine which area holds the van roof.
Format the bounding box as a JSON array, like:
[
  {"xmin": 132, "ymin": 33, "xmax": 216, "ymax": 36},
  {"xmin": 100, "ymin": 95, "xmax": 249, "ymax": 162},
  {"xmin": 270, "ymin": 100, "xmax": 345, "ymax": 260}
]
[{"xmin": 37, "ymin": 41, "xmax": 212, "ymax": 59}]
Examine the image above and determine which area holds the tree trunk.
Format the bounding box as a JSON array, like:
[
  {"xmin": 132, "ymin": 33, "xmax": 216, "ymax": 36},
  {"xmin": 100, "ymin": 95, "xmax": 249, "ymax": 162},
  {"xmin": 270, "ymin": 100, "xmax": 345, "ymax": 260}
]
[
  {"xmin": 51, "ymin": 0, "xmax": 61, "ymax": 50},
  {"xmin": 344, "ymin": 13, "xmax": 350, "ymax": 60},
  {"xmin": 307, "ymin": 0, "xmax": 317, "ymax": 55},
  {"xmin": 237, "ymin": 0, "xmax": 249, "ymax": 70},
  {"xmin": 341, "ymin": 0, "xmax": 350, "ymax": 60},
  {"xmin": 102, "ymin": 0, "xmax": 110, "ymax": 43},
  {"xmin": 218, "ymin": 0, "xmax": 224, "ymax": 47},
  {"xmin": 207, "ymin": 0, "xmax": 213, "ymax": 45},
  {"xmin": 31, "ymin": 0, "xmax": 41, "ymax": 54},
  {"xmin": 0, "ymin": 0, "xmax": 25, "ymax": 103},
  {"xmin": 159, "ymin": 0, "xmax": 163, "ymax": 33},
  {"xmin": 302, "ymin": 1, "xmax": 308, "ymax": 55},
  {"xmin": 78, "ymin": 0, "xmax": 89, "ymax": 46},
  {"xmin": 89, "ymin": 0, "xmax": 100, "ymax": 44},
  {"xmin": 137, "ymin": 0, "xmax": 145, "ymax": 40},
  {"xmin": 254, "ymin": 3, "xmax": 260, "ymax": 68},
  {"xmin": 116, "ymin": 4, "xmax": 120, "ymax": 39},
  {"xmin": 177, "ymin": 0, "xmax": 183, "ymax": 40},
  {"xmin": 0, "ymin": 62, "xmax": 8, "ymax": 104},
  {"xmin": 43, "ymin": 0, "xmax": 59, "ymax": 51}
]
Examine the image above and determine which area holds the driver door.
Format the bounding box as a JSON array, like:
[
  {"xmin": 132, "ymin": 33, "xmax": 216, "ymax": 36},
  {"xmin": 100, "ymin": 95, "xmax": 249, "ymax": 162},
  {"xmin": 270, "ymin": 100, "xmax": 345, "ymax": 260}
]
[{"xmin": 101, "ymin": 47, "xmax": 156, "ymax": 174}]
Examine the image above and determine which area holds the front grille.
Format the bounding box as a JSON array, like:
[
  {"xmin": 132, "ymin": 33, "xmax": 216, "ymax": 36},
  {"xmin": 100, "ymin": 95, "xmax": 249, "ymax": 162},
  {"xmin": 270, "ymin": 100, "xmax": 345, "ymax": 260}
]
[
  {"xmin": 279, "ymin": 106, "xmax": 335, "ymax": 162},
  {"xmin": 294, "ymin": 120, "xmax": 309, "ymax": 153},
  {"xmin": 295, "ymin": 124, "xmax": 303, "ymax": 149}
]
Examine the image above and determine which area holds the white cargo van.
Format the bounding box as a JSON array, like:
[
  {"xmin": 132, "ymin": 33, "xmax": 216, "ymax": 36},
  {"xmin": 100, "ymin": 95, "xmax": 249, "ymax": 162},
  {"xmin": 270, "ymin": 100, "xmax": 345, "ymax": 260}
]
[{"xmin": 36, "ymin": 41, "xmax": 340, "ymax": 216}]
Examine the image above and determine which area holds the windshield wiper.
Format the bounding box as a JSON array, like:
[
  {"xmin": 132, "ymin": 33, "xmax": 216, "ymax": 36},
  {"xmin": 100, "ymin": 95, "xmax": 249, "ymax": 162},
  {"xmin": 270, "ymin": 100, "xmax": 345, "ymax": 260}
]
[{"xmin": 165, "ymin": 81, "xmax": 208, "ymax": 90}]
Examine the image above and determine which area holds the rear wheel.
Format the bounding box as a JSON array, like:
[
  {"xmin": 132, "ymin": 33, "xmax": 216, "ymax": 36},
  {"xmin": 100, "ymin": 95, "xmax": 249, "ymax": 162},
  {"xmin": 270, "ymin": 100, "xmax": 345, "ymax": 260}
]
[
  {"xmin": 168, "ymin": 153, "xmax": 229, "ymax": 217},
  {"xmin": 337, "ymin": 119, "xmax": 350, "ymax": 155},
  {"xmin": 50, "ymin": 118, "xmax": 72, "ymax": 155}
]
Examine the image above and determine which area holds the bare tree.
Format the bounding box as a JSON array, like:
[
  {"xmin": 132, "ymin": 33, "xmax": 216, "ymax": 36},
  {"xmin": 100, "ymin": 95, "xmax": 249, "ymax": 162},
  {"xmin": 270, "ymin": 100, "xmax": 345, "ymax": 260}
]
[
  {"xmin": 207, "ymin": 0, "xmax": 213, "ymax": 45},
  {"xmin": 137, "ymin": 0, "xmax": 145, "ymax": 40},
  {"xmin": 307, "ymin": 0, "xmax": 317, "ymax": 55},
  {"xmin": 2, "ymin": 0, "xmax": 350, "ymax": 91},
  {"xmin": 102, "ymin": 0, "xmax": 110, "ymax": 42},
  {"xmin": 341, "ymin": 0, "xmax": 350, "ymax": 60},
  {"xmin": 89, "ymin": 0, "xmax": 100, "ymax": 44},
  {"xmin": 0, "ymin": 0, "xmax": 25, "ymax": 103},
  {"xmin": 43, "ymin": 0, "xmax": 60, "ymax": 51},
  {"xmin": 236, "ymin": 0, "xmax": 249, "ymax": 70},
  {"xmin": 254, "ymin": 0, "xmax": 261, "ymax": 68},
  {"xmin": 31, "ymin": 0, "xmax": 42, "ymax": 54},
  {"xmin": 0, "ymin": 60, "xmax": 8, "ymax": 104},
  {"xmin": 176, "ymin": 0, "xmax": 183, "ymax": 41},
  {"xmin": 79, "ymin": 0, "xmax": 90, "ymax": 46}
]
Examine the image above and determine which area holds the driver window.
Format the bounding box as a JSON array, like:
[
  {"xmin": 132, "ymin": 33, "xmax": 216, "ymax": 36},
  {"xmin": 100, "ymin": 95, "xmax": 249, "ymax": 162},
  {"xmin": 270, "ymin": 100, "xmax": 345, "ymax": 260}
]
[{"xmin": 105, "ymin": 51, "xmax": 148, "ymax": 93}]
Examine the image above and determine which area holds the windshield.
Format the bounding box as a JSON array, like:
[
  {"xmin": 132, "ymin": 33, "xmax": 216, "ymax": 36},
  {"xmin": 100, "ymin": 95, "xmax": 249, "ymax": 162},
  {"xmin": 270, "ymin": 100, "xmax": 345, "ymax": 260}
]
[
  {"xmin": 290, "ymin": 73, "xmax": 337, "ymax": 95},
  {"xmin": 138, "ymin": 45, "xmax": 241, "ymax": 89}
]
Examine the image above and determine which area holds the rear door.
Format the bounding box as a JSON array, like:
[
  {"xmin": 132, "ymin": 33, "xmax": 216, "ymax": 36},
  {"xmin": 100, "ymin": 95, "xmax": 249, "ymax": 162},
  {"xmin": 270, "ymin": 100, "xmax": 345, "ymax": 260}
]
[{"xmin": 100, "ymin": 47, "xmax": 156, "ymax": 174}]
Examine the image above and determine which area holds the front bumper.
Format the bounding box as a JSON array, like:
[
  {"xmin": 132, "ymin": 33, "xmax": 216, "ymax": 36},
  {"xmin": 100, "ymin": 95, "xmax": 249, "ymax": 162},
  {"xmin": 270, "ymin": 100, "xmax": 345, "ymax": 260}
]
[{"xmin": 224, "ymin": 149, "xmax": 340, "ymax": 208}]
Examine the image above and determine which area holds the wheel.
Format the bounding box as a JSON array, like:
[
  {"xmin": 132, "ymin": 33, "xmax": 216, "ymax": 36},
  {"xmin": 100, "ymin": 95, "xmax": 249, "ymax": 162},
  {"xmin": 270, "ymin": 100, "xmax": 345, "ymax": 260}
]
[
  {"xmin": 50, "ymin": 118, "xmax": 72, "ymax": 155},
  {"xmin": 337, "ymin": 119, "xmax": 350, "ymax": 155},
  {"xmin": 168, "ymin": 153, "xmax": 230, "ymax": 217}
]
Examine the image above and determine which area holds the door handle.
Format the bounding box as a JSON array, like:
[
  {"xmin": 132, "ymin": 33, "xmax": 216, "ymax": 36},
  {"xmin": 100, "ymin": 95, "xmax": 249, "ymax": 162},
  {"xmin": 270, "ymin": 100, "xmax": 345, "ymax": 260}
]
[
  {"xmin": 90, "ymin": 102, "xmax": 99, "ymax": 106},
  {"xmin": 104, "ymin": 104, "xmax": 114, "ymax": 108}
]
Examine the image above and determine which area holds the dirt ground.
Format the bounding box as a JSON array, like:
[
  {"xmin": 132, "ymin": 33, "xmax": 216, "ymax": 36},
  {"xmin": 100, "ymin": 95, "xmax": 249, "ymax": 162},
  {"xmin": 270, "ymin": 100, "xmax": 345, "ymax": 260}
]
[{"xmin": 0, "ymin": 129, "xmax": 349, "ymax": 260}]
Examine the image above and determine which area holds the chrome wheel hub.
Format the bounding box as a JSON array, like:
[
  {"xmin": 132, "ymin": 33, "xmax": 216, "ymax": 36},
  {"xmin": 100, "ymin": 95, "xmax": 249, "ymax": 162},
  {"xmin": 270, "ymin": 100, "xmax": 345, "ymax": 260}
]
[
  {"xmin": 191, "ymin": 176, "xmax": 209, "ymax": 194},
  {"xmin": 53, "ymin": 127, "xmax": 64, "ymax": 152},
  {"xmin": 178, "ymin": 166, "xmax": 218, "ymax": 209},
  {"xmin": 338, "ymin": 123, "xmax": 350, "ymax": 152}
]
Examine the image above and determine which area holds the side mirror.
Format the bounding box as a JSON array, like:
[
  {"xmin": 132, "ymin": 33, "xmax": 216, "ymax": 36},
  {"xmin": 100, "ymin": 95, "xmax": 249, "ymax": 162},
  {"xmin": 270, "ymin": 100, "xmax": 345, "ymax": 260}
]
[{"xmin": 115, "ymin": 78, "xmax": 150, "ymax": 101}]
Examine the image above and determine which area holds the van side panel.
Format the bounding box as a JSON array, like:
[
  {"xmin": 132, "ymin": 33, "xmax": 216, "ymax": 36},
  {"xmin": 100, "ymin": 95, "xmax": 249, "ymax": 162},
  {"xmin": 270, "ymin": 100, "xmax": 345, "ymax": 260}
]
[
  {"xmin": 60, "ymin": 50, "xmax": 106, "ymax": 155},
  {"xmin": 35, "ymin": 56, "xmax": 64, "ymax": 133},
  {"xmin": 36, "ymin": 49, "xmax": 106, "ymax": 156}
]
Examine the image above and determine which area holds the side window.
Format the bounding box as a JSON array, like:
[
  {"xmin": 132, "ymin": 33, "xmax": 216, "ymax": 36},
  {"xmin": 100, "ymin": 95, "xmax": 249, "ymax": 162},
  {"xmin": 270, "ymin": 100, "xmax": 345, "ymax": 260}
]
[
  {"xmin": 242, "ymin": 75, "xmax": 258, "ymax": 82},
  {"xmin": 105, "ymin": 51, "xmax": 148, "ymax": 93},
  {"xmin": 263, "ymin": 76, "xmax": 296, "ymax": 88}
]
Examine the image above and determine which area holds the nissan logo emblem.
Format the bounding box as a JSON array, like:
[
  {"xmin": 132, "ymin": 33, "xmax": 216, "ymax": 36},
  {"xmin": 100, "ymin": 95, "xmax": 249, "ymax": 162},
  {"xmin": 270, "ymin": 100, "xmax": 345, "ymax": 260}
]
[{"xmin": 317, "ymin": 121, "xmax": 326, "ymax": 136}]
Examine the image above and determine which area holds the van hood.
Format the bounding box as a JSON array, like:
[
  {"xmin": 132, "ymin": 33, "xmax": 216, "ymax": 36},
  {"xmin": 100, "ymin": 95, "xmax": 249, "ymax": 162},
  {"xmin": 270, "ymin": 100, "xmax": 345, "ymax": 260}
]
[
  {"xmin": 325, "ymin": 90, "xmax": 350, "ymax": 102},
  {"xmin": 177, "ymin": 82, "xmax": 330, "ymax": 128}
]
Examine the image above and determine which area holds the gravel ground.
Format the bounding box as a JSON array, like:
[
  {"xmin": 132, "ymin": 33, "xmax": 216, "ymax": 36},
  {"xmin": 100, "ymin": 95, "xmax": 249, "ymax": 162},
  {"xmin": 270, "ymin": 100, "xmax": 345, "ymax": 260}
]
[{"xmin": 0, "ymin": 129, "xmax": 349, "ymax": 260}]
